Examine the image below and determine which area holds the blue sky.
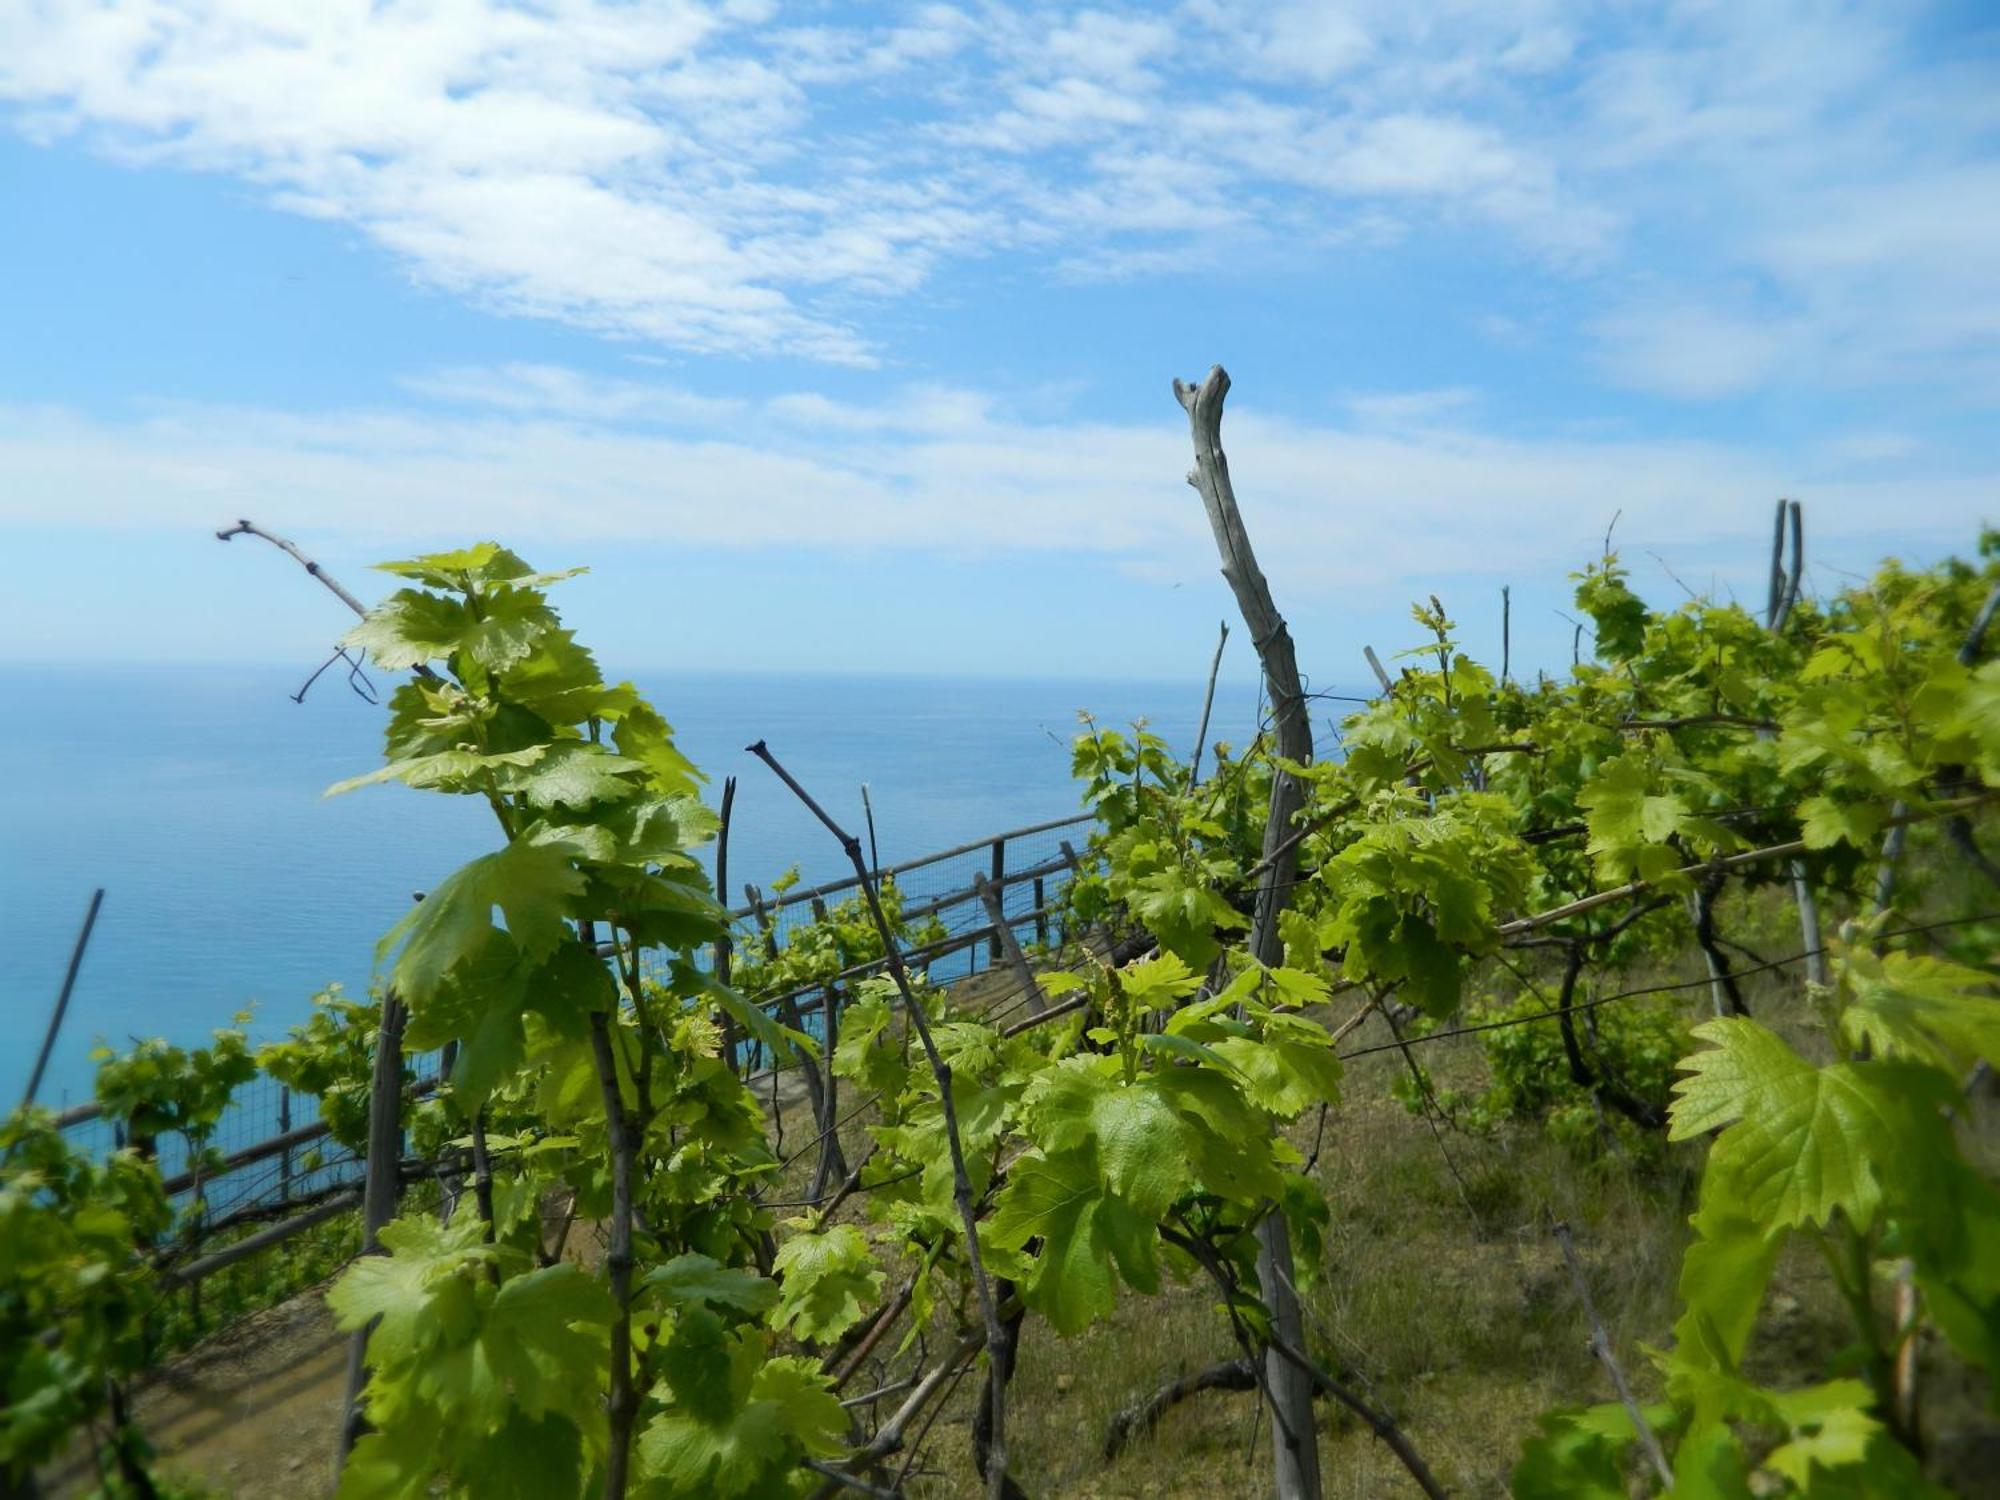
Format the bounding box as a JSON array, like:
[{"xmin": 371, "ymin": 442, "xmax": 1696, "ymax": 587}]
[{"xmin": 0, "ymin": 0, "xmax": 1995, "ymax": 683}]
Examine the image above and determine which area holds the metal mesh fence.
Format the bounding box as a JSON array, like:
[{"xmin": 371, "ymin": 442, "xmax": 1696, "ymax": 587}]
[
  {"xmin": 54, "ymin": 1049, "xmax": 445, "ymax": 1219},
  {"xmin": 53, "ymin": 813, "xmax": 1094, "ymax": 1223},
  {"xmin": 726, "ymin": 814, "xmax": 1091, "ymax": 1060}
]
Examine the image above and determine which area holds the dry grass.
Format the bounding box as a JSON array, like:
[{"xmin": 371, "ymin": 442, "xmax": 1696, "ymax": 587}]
[{"xmin": 792, "ymin": 868, "xmax": 2000, "ymax": 1498}]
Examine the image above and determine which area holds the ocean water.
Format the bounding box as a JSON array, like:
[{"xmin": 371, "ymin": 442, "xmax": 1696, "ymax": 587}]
[{"xmin": 1, "ymin": 664, "xmax": 1272, "ymax": 1109}]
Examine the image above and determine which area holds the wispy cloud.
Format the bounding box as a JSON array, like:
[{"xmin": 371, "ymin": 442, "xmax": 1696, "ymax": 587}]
[
  {"xmin": 0, "ymin": 0, "xmax": 1991, "ymax": 405},
  {"xmin": 2, "ymin": 369, "xmax": 1987, "ymax": 610}
]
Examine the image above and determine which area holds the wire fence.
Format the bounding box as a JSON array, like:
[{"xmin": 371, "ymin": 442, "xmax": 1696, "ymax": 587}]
[
  {"xmin": 723, "ymin": 814, "xmax": 1090, "ymax": 1066},
  {"xmin": 53, "ymin": 1053, "xmax": 450, "ymax": 1220},
  {"xmin": 50, "ymin": 812, "xmax": 1095, "ymax": 1241}
]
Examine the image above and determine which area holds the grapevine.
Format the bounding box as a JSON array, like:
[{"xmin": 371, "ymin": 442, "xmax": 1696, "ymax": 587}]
[{"xmin": 4, "ymin": 417, "xmax": 1996, "ymax": 1499}]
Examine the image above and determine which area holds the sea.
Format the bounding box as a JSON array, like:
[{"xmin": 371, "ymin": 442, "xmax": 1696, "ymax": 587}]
[{"xmin": 1, "ymin": 664, "xmax": 1276, "ymax": 1109}]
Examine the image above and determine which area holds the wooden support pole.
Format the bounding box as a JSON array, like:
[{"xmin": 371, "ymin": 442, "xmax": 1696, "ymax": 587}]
[
  {"xmin": 975, "ymin": 873, "xmax": 1045, "ymax": 1015},
  {"xmin": 434, "ymin": 1040, "xmax": 462, "ymax": 1223},
  {"xmin": 805, "ymin": 895, "xmax": 845, "ymax": 1201},
  {"xmin": 716, "ymin": 775, "xmax": 740, "ymax": 1074},
  {"xmin": 20, "ymin": 888, "xmax": 104, "ymax": 1114},
  {"xmin": 335, "ymin": 991, "xmax": 407, "ymax": 1478},
  {"xmin": 1032, "ymin": 877, "xmax": 1048, "ymax": 950},
  {"xmin": 1363, "ymin": 645, "xmax": 1392, "ymax": 695},
  {"xmin": 987, "ymin": 839, "xmax": 1006, "ymax": 966},
  {"xmin": 1173, "ymin": 365, "xmax": 1323, "ymax": 1500},
  {"xmin": 165, "ymin": 1192, "xmax": 361, "ymax": 1287},
  {"xmin": 277, "ymin": 1086, "xmax": 293, "ymax": 1206}
]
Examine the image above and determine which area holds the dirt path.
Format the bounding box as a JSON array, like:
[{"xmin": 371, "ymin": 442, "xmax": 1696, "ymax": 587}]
[{"xmin": 43, "ymin": 1290, "xmax": 348, "ymax": 1499}]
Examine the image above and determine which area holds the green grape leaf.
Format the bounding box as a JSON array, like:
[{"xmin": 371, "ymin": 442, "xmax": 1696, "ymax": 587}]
[
  {"xmin": 1511, "ymin": 1402, "xmax": 1650, "ymax": 1499},
  {"xmin": 494, "ymin": 626, "xmax": 612, "ymax": 725},
  {"xmin": 610, "ymin": 700, "xmax": 704, "ymax": 796},
  {"xmin": 345, "ymin": 589, "xmax": 472, "ymax": 670},
  {"xmin": 1787, "ymin": 1435, "xmax": 1954, "ymax": 1499},
  {"xmin": 1122, "ymin": 869, "xmax": 1246, "ymax": 969},
  {"xmin": 377, "ymin": 840, "xmax": 586, "ymax": 1003},
  {"xmin": 496, "ymin": 743, "xmax": 645, "ymax": 811},
  {"xmin": 335, "ymin": 1423, "xmax": 438, "ymax": 1500},
  {"xmin": 1139, "ymin": 1031, "xmax": 1234, "ymax": 1071},
  {"xmin": 375, "ymin": 543, "xmax": 575, "ymax": 590},
  {"xmin": 746, "ymin": 1356, "xmax": 846, "ymax": 1458},
  {"xmin": 1758, "ymin": 1380, "xmax": 1879, "ymax": 1488},
  {"xmin": 1210, "ymin": 1028, "xmax": 1343, "ymax": 1118},
  {"xmin": 1023, "ymin": 1061, "xmax": 1189, "ymax": 1219},
  {"xmin": 455, "ymin": 1410, "xmax": 587, "ymax": 1500},
  {"xmin": 1279, "ymin": 907, "xmax": 1326, "ymax": 973},
  {"xmin": 642, "ymin": 1254, "xmax": 778, "ymax": 1315},
  {"xmin": 984, "ymin": 1149, "xmax": 1116, "ymax": 1334},
  {"xmin": 770, "ymin": 1225, "xmax": 884, "ymax": 1344},
  {"xmin": 1839, "ymin": 949, "xmax": 2000, "ymax": 1071},
  {"xmin": 326, "ymin": 1215, "xmax": 489, "ymax": 1369},
  {"xmin": 610, "ymin": 795, "xmax": 717, "ymax": 865},
  {"xmin": 1908, "ymin": 1152, "xmax": 2000, "ymax": 1377},
  {"xmin": 1669, "ymin": 1019, "xmax": 1939, "ymax": 1231},
  {"xmin": 640, "ymin": 1338, "xmax": 842, "ymax": 1498},
  {"xmin": 1670, "ymin": 1182, "xmax": 1785, "ymax": 1375},
  {"xmin": 1115, "ymin": 951, "xmax": 1203, "ymax": 1013},
  {"xmin": 325, "ymin": 745, "xmax": 548, "ymax": 800},
  {"xmin": 1092, "ymin": 1191, "xmax": 1162, "ymax": 1295},
  {"xmin": 458, "ymin": 586, "xmax": 562, "ymax": 673},
  {"xmin": 1798, "ymin": 795, "xmax": 1886, "ymax": 851},
  {"xmin": 1150, "ymin": 1065, "xmax": 1284, "ymax": 1201},
  {"xmin": 477, "ymin": 1263, "xmax": 615, "ymax": 1421},
  {"xmin": 1578, "ymin": 753, "xmax": 1691, "ymax": 881}
]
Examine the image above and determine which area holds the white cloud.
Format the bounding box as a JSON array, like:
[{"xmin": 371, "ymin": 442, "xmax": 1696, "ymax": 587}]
[
  {"xmin": 0, "ymin": 0, "xmax": 1614, "ymax": 359},
  {"xmin": 399, "ymin": 363, "xmax": 748, "ymax": 426},
  {"xmin": 1591, "ymin": 302, "xmax": 1800, "ymax": 401},
  {"xmin": 0, "ymin": 0, "xmax": 1990, "ymax": 406},
  {"xmin": 1, "ymin": 372, "xmax": 1986, "ymax": 613},
  {"xmin": 1344, "ymin": 388, "xmax": 1481, "ymax": 429},
  {"xmin": 1575, "ymin": 3, "xmax": 2000, "ymax": 401}
]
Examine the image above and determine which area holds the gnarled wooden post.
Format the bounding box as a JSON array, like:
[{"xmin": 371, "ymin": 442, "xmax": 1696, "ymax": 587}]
[
  {"xmin": 1763, "ymin": 499, "xmax": 1827, "ymax": 988},
  {"xmin": 1172, "ymin": 365, "xmax": 1323, "ymax": 1500},
  {"xmin": 334, "ymin": 990, "xmax": 407, "ymax": 1478}
]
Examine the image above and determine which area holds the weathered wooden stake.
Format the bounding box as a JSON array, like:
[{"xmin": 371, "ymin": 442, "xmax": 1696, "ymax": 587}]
[
  {"xmin": 334, "ymin": 991, "xmax": 407, "ymax": 1478},
  {"xmin": 974, "ymin": 873, "xmax": 1045, "ymax": 1014},
  {"xmin": 716, "ymin": 775, "xmax": 741, "ymax": 1074},
  {"xmin": 277, "ymin": 1086, "xmax": 293, "ymax": 1205},
  {"xmin": 21, "ymin": 887, "xmax": 104, "ymax": 1114},
  {"xmin": 987, "ymin": 838, "xmax": 1006, "ymax": 966},
  {"xmin": 1172, "ymin": 365, "xmax": 1323, "ymax": 1500},
  {"xmin": 1761, "ymin": 500, "xmax": 1827, "ymax": 987},
  {"xmin": 1362, "ymin": 645, "xmax": 1392, "ymax": 694}
]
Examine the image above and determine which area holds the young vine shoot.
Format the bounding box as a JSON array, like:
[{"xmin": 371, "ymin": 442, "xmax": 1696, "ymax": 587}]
[{"xmin": 6, "ymin": 502, "xmax": 1998, "ymax": 1500}]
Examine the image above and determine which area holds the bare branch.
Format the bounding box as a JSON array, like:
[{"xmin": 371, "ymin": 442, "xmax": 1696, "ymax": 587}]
[
  {"xmin": 749, "ymin": 740, "xmax": 1015, "ymax": 1500},
  {"xmin": 1189, "ymin": 620, "xmax": 1230, "ymax": 788},
  {"xmin": 1554, "ymin": 1222, "xmax": 1673, "ymax": 1488},
  {"xmin": 1102, "ymin": 1359, "xmax": 1258, "ymax": 1459}
]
